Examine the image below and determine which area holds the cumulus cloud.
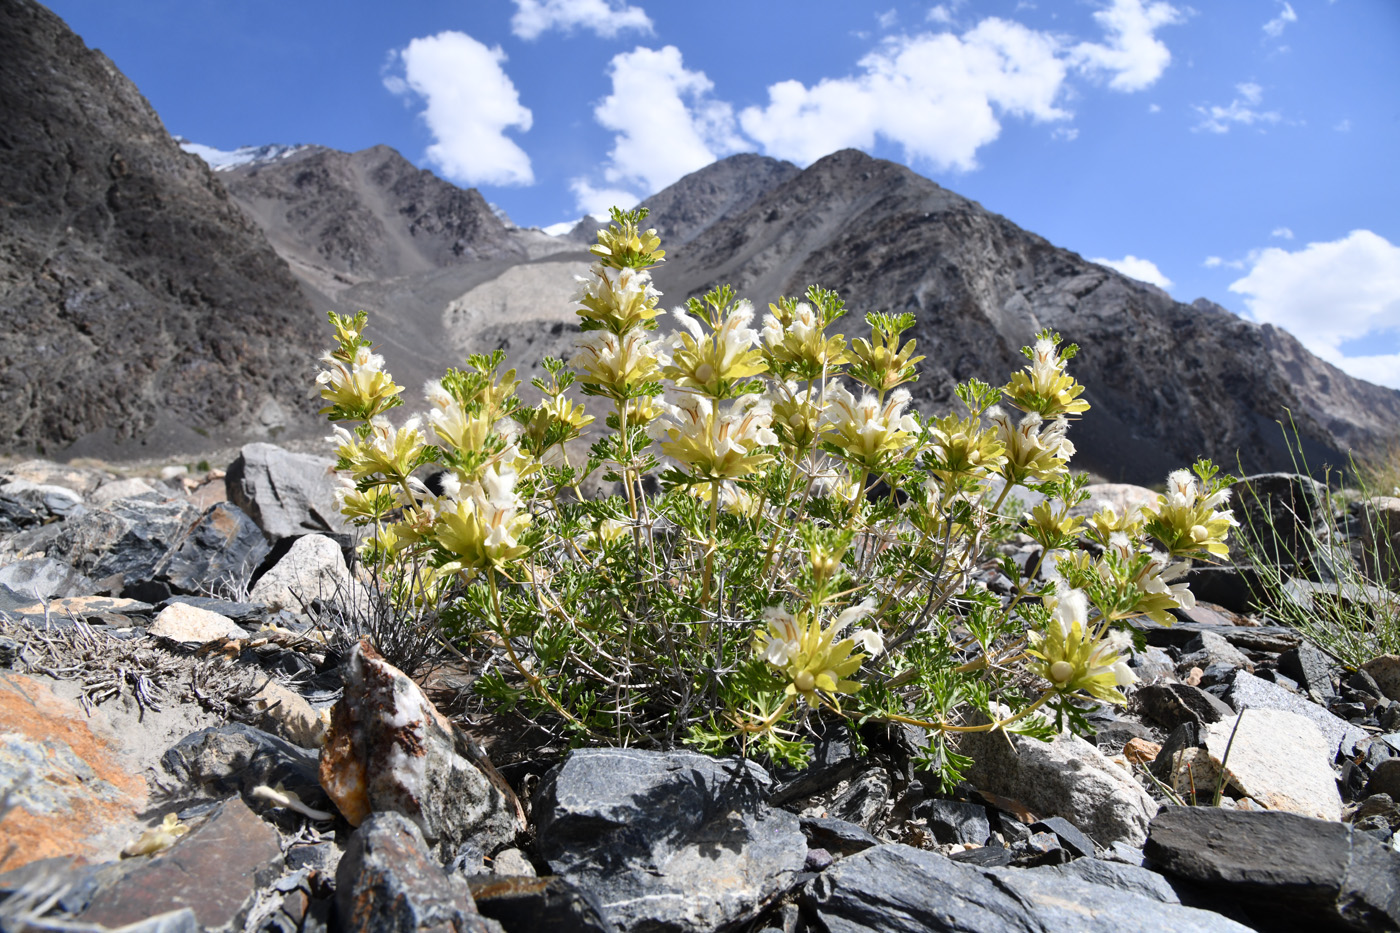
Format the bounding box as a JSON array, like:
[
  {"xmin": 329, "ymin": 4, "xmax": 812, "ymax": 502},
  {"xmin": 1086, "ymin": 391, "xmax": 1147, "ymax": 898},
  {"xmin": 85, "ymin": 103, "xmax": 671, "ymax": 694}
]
[
  {"xmin": 574, "ymin": 45, "xmax": 745, "ymax": 213},
  {"xmin": 1070, "ymin": 0, "xmax": 1183, "ymax": 92},
  {"xmin": 510, "ymin": 0, "xmax": 652, "ymax": 40},
  {"xmin": 1229, "ymin": 230, "xmax": 1400, "ymax": 389},
  {"xmin": 1263, "ymin": 2, "xmax": 1297, "ymax": 38},
  {"xmin": 738, "ymin": 18, "xmax": 1069, "ymax": 171},
  {"xmin": 1193, "ymin": 82, "xmax": 1281, "ymax": 133},
  {"xmin": 570, "ymin": 178, "xmax": 641, "ymax": 219},
  {"xmin": 384, "ymin": 32, "xmax": 534, "ymax": 186},
  {"xmin": 1090, "ymin": 254, "xmax": 1173, "ymax": 289}
]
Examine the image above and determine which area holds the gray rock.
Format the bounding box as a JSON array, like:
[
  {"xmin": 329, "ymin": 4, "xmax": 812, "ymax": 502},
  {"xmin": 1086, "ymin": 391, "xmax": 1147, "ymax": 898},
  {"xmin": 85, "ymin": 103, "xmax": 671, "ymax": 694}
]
[
  {"xmin": 1031, "ymin": 816, "xmax": 1097, "ymax": 858},
  {"xmin": 828, "ymin": 768, "xmax": 890, "ymax": 830},
  {"xmin": 1205, "ymin": 709, "xmax": 1343, "ymax": 821},
  {"xmin": 1232, "ymin": 472, "xmax": 1328, "ymax": 568},
  {"xmin": 0, "ymin": 479, "xmax": 86, "ymax": 523},
  {"xmin": 158, "ymin": 595, "xmax": 268, "ymax": 627},
  {"xmin": 1362, "ymin": 655, "xmax": 1400, "ymax": 703},
  {"xmin": 1177, "ymin": 631, "xmax": 1254, "ymax": 675},
  {"xmin": 336, "ymin": 812, "xmax": 498, "ymax": 933},
  {"xmin": 161, "ymin": 722, "xmax": 327, "ymax": 809},
  {"xmin": 1134, "ymin": 682, "xmax": 1235, "ymax": 730},
  {"xmin": 81, "ymin": 797, "xmax": 284, "ymax": 933},
  {"xmin": 0, "ymin": 556, "xmax": 94, "ymax": 599},
  {"xmin": 225, "ymin": 444, "xmax": 349, "ymax": 543},
  {"xmin": 153, "ymin": 502, "xmax": 271, "ymax": 597},
  {"xmin": 0, "ymin": 461, "xmax": 109, "ymax": 498},
  {"xmin": 536, "ymin": 747, "xmax": 806, "ymax": 933},
  {"xmin": 1037, "ymin": 857, "xmax": 1180, "ymax": 903},
  {"xmin": 468, "ymin": 875, "xmax": 616, "ymax": 933},
  {"xmin": 1144, "ymin": 806, "xmax": 1400, "ymax": 932},
  {"xmin": 802, "ymin": 843, "xmax": 1252, "ymax": 932},
  {"xmin": 1360, "ymin": 496, "xmax": 1400, "ymax": 585},
  {"xmin": 1226, "ymin": 669, "xmax": 1366, "ymax": 758},
  {"xmin": 49, "ymin": 497, "xmax": 200, "ymax": 594},
  {"xmin": 1279, "ymin": 642, "xmax": 1338, "ymax": 699},
  {"xmin": 249, "ymin": 533, "xmax": 350, "ymax": 612},
  {"xmin": 799, "ymin": 816, "xmax": 880, "ymax": 855},
  {"xmin": 959, "ymin": 717, "xmax": 1159, "ymax": 846},
  {"xmin": 913, "ymin": 798, "xmax": 991, "ymax": 846},
  {"xmin": 89, "ymin": 477, "xmax": 162, "ymax": 507},
  {"xmin": 1366, "ymin": 759, "xmax": 1400, "ymax": 800}
]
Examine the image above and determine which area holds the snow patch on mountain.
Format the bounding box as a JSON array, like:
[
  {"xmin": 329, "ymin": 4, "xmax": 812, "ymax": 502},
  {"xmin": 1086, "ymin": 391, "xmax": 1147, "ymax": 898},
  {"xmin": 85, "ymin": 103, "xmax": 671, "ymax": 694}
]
[{"xmin": 178, "ymin": 138, "xmax": 310, "ymax": 171}]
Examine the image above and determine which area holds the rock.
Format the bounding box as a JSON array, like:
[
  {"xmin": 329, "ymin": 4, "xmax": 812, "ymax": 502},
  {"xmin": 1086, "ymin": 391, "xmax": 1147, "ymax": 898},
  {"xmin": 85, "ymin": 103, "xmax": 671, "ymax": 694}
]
[
  {"xmin": 1134, "ymin": 682, "xmax": 1235, "ymax": 730},
  {"xmin": 1, "ymin": 460, "xmax": 109, "ymax": 497},
  {"xmin": 82, "ymin": 797, "xmax": 283, "ymax": 933},
  {"xmin": 148, "ymin": 602, "xmax": 249, "ymax": 644},
  {"xmin": 89, "ymin": 477, "xmax": 162, "ymax": 506},
  {"xmin": 49, "ymin": 498, "xmax": 201, "ymax": 595},
  {"xmin": 1204, "ymin": 709, "xmax": 1343, "ymax": 821},
  {"xmin": 0, "ymin": 674, "xmax": 149, "ymax": 872},
  {"xmin": 1031, "ymin": 816, "xmax": 1098, "ymax": 858},
  {"xmin": 252, "ymin": 679, "xmax": 327, "ymax": 749},
  {"xmin": 1134, "ymin": 617, "xmax": 1300, "ymax": 654},
  {"xmin": 0, "ymin": 479, "xmax": 86, "ymax": 525},
  {"xmin": 1365, "ymin": 758, "xmax": 1400, "ymax": 799},
  {"xmin": 7, "ymin": 594, "xmax": 154, "ymax": 628},
  {"xmin": 827, "ymin": 767, "xmax": 890, "ymax": 830},
  {"xmin": 1177, "ymin": 631, "xmax": 1254, "ymax": 675},
  {"xmin": 468, "ymin": 875, "xmax": 615, "ymax": 933},
  {"xmin": 958, "ymin": 716, "xmax": 1159, "ymax": 846},
  {"xmin": 1014, "ymin": 830, "xmax": 1071, "ymax": 867},
  {"xmin": 490, "ymin": 848, "xmax": 536, "ymax": 878},
  {"xmin": 1362, "ymin": 655, "xmax": 1400, "ymax": 703},
  {"xmin": 336, "ymin": 812, "xmax": 497, "ymax": 933},
  {"xmin": 1360, "ymin": 496, "xmax": 1400, "ymax": 585},
  {"xmin": 225, "ymin": 444, "xmax": 349, "ymax": 543},
  {"xmin": 1130, "ymin": 646, "xmax": 1177, "ymax": 685},
  {"xmin": 1279, "ymin": 641, "xmax": 1338, "ymax": 699},
  {"xmin": 1232, "ymin": 472, "xmax": 1328, "ymax": 568},
  {"xmin": 1144, "ymin": 806, "xmax": 1400, "ymax": 932},
  {"xmin": 535, "ymin": 747, "xmax": 806, "ymax": 933},
  {"xmin": 249, "ymin": 533, "xmax": 351, "ymax": 612},
  {"xmin": 1123, "ymin": 737, "xmax": 1161, "ymax": 766},
  {"xmin": 912, "ymin": 798, "xmax": 991, "ymax": 846},
  {"xmin": 1226, "ymin": 669, "xmax": 1366, "ymax": 759},
  {"xmin": 162, "ymin": 722, "xmax": 327, "ymax": 809},
  {"xmin": 1180, "ymin": 565, "xmax": 1264, "ymax": 614},
  {"xmin": 802, "ymin": 843, "xmax": 1253, "ymax": 932},
  {"xmin": 152, "ymin": 502, "xmax": 271, "ymax": 598},
  {"xmin": 0, "ymin": 556, "xmax": 95, "ymax": 599},
  {"xmin": 800, "ymin": 816, "xmax": 881, "ymax": 856},
  {"xmin": 319, "ymin": 640, "xmax": 521, "ymax": 854},
  {"xmin": 158, "ymin": 595, "xmax": 269, "ymax": 628}
]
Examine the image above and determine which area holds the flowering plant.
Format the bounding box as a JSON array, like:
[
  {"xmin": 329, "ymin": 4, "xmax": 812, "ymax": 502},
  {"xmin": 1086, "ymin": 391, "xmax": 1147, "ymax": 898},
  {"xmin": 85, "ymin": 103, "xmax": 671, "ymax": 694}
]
[{"xmin": 315, "ymin": 207, "xmax": 1236, "ymax": 786}]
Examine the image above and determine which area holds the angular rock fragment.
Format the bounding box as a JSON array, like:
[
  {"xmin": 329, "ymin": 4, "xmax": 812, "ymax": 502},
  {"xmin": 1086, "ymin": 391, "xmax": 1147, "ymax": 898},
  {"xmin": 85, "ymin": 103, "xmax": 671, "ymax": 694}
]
[
  {"xmin": 148, "ymin": 602, "xmax": 248, "ymax": 644},
  {"xmin": 153, "ymin": 501, "xmax": 271, "ymax": 597},
  {"xmin": 535, "ymin": 747, "xmax": 806, "ymax": 933},
  {"xmin": 318, "ymin": 640, "xmax": 521, "ymax": 854},
  {"xmin": 1205, "ymin": 709, "xmax": 1342, "ymax": 821},
  {"xmin": 249, "ymin": 533, "xmax": 350, "ymax": 612},
  {"xmin": 225, "ymin": 443, "xmax": 349, "ymax": 543},
  {"xmin": 50, "ymin": 497, "xmax": 200, "ymax": 594},
  {"xmin": 163, "ymin": 723, "xmax": 327, "ymax": 809},
  {"xmin": 468, "ymin": 875, "xmax": 615, "ymax": 933},
  {"xmin": 1226, "ymin": 669, "xmax": 1366, "ymax": 758},
  {"xmin": 1135, "ymin": 682, "xmax": 1235, "ymax": 730}
]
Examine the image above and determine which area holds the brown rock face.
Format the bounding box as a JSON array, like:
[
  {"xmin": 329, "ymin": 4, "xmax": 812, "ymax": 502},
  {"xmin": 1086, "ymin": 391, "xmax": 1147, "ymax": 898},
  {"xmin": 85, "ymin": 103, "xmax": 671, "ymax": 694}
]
[
  {"xmin": 0, "ymin": 674, "xmax": 148, "ymax": 871},
  {"xmin": 319, "ymin": 640, "xmax": 522, "ymax": 854},
  {"xmin": 0, "ymin": 0, "xmax": 322, "ymax": 457}
]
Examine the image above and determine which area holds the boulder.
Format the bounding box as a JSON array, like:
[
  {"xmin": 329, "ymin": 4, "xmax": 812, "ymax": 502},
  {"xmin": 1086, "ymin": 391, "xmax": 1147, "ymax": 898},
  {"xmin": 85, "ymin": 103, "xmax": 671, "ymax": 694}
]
[
  {"xmin": 1205, "ymin": 709, "xmax": 1343, "ymax": 821},
  {"xmin": 248, "ymin": 533, "xmax": 350, "ymax": 612},
  {"xmin": 1232, "ymin": 472, "xmax": 1327, "ymax": 569},
  {"xmin": 1226, "ymin": 670, "xmax": 1366, "ymax": 759},
  {"xmin": 0, "ymin": 556, "xmax": 95, "ymax": 600},
  {"xmin": 225, "ymin": 443, "xmax": 349, "ymax": 542},
  {"xmin": 535, "ymin": 747, "xmax": 806, "ymax": 933},
  {"xmin": 318, "ymin": 640, "xmax": 521, "ymax": 854},
  {"xmin": 49, "ymin": 497, "xmax": 200, "ymax": 595},
  {"xmin": 959, "ymin": 718, "xmax": 1159, "ymax": 846},
  {"xmin": 1144, "ymin": 806, "xmax": 1400, "ymax": 932},
  {"xmin": 336, "ymin": 812, "xmax": 498, "ymax": 933},
  {"xmin": 152, "ymin": 502, "xmax": 271, "ymax": 598}
]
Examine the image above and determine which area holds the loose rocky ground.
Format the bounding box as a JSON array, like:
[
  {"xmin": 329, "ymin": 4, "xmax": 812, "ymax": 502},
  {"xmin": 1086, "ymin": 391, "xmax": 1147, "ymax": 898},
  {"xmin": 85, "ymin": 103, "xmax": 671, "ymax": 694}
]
[{"xmin": 2, "ymin": 449, "xmax": 1399, "ymax": 932}]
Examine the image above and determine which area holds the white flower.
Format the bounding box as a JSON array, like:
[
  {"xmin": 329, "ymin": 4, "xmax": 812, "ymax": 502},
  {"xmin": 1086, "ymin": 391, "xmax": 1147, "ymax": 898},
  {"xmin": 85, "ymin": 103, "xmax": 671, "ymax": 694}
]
[
  {"xmin": 758, "ymin": 607, "xmax": 802, "ymax": 666},
  {"xmin": 853, "ymin": 628, "xmax": 885, "ymax": 657},
  {"xmin": 834, "ymin": 597, "xmax": 878, "ymax": 632}
]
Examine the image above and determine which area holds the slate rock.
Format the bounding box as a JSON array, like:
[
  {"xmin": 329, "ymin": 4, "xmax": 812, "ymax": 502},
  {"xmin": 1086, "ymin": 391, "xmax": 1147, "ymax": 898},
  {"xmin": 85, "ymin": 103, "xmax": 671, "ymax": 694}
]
[
  {"xmin": 82, "ymin": 797, "xmax": 283, "ymax": 933},
  {"xmin": 162, "ymin": 722, "xmax": 326, "ymax": 809},
  {"xmin": 1135, "ymin": 682, "xmax": 1236, "ymax": 730},
  {"xmin": 1038, "ymin": 857, "xmax": 1181, "ymax": 903},
  {"xmin": 336, "ymin": 812, "xmax": 498, "ymax": 933},
  {"xmin": 1177, "ymin": 630, "xmax": 1254, "ymax": 675},
  {"xmin": 802, "ymin": 843, "xmax": 1253, "ymax": 932},
  {"xmin": 249, "ymin": 533, "xmax": 350, "ymax": 612},
  {"xmin": 948, "ymin": 844, "xmax": 1014, "ymax": 867},
  {"xmin": 828, "ymin": 767, "xmax": 890, "ymax": 830},
  {"xmin": 1135, "ymin": 617, "xmax": 1301, "ymax": 654},
  {"xmin": 1181, "ymin": 564, "xmax": 1263, "ymax": 614},
  {"xmin": 0, "ymin": 556, "xmax": 94, "ymax": 600},
  {"xmin": 1031, "ymin": 816, "xmax": 1098, "ymax": 858},
  {"xmin": 1, "ymin": 460, "xmax": 109, "ymax": 497},
  {"xmin": 1233, "ymin": 472, "xmax": 1327, "ymax": 567},
  {"xmin": 1227, "ymin": 669, "xmax": 1366, "ymax": 758},
  {"xmin": 1013, "ymin": 831, "xmax": 1071, "ymax": 867},
  {"xmin": 1279, "ymin": 641, "xmax": 1338, "ymax": 699},
  {"xmin": 1360, "ymin": 496, "xmax": 1400, "ymax": 585},
  {"xmin": 88, "ymin": 476, "xmax": 163, "ymax": 506},
  {"xmin": 225, "ymin": 443, "xmax": 349, "ymax": 543},
  {"xmin": 50, "ymin": 497, "xmax": 200, "ymax": 593},
  {"xmin": 536, "ymin": 747, "xmax": 806, "ymax": 933},
  {"xmin": 1362, "ymin": 656, "xmax": 1400, "ymax": 703},
  {"xmin": 319, "ymin": 640, "xmax": 522, "ymax": 854},
  {"xmin": 1205, "ymin": 709, "xmax": 1343, "ymax": 821},
  {"xmin": 800, "ymin": 816, "xmax": 881, "ymax": 855},
  {"xmin": 152, "ymin": 501, "xmax": 271, "ymax": 597},
  {"xmin": 0, "ymin": 479, "xmax": 86, "ymax": 526},
  {"xmin": 912, "ymin": 798, "xmax": 991, "ymax": 846},
  {"xmin": 468, "ymin": 875, "xmax": 616, "ymax": 933},
  {"xmin": 0, "ymin": 675, "xmax": 149, "ymax": 872},
  {"xmin": 1144, "ymin": 806, "xmax": 1400, "ymax": 932},
  {"xmin": 1365, "ymin": 758, "xmax": 1400, "ymax": 800},
  {"xmin": 959, "ymin": 715, "xmax": 1159, "ymax": 845},
  {"xmin": 768, "ymin": 725, "xmax": 862, "ymax": 805}
]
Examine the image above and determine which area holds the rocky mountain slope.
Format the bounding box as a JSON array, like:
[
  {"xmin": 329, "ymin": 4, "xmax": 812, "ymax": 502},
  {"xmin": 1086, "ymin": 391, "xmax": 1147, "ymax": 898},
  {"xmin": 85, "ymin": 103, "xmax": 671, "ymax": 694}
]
[
  {"xmin": 0, "ymin": 0, "xmax": 323, "ymax": 459},
  {"xmin": 650, "ymin": 149, "xmax": 1400, "ymax": 482}
]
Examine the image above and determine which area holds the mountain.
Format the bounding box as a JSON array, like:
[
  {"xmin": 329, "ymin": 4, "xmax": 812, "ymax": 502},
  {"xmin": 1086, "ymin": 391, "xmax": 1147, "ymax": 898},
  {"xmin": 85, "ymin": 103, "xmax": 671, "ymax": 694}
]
[
  {"xmin": 649, "ymin": 149, "xmax": 1400, "ymax": 482},
  {"xmin": 0, "ymin": 0, "xmax": 322, "ymax": 458}
]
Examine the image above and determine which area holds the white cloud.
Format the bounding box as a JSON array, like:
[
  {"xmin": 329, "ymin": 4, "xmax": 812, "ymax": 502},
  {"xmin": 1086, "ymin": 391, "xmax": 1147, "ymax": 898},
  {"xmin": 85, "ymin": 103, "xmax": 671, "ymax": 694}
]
[
  {"xmin": 1204, "ymin": 255, "xmax": 1247, "ymax": 270},
  {"xmin": 1148, "ymin": 102, "xmax": 1162, "ymax": 113},
  {"xmin": 1262, "ymin": 2, "xmax": 1297, "ymax": 38},
  {"xmin": 739, "ymin": 18, "xmax": 1069, "ymax": 171},
  {"xmin": 877, "ymin": 9, "xmax": 899, "ymax": 29},
  {"xmin": 1271, "ymin": 227, "xmax": 1294, "ymax": 240},
  {"xmin": 1053, "ymin": 126, "xmax": 1079, "ymax": 141},
  {"xmin": 1335, "ymin": 118, "xmax": 1351, "ymax": 132},
  {"xmin": 384, "ymin": 32, "xmax": 534, "ymax": 186},
  {"xmin": 576, "ymin": 45, "xmax": 745, "ymax": 212},
  {"xmin": 1229, "ymin": 230, "xmax": 1400, "ymax": 389},
  {"xmin": 1070, "ymin": 0, "xmax": 1183, "ymax": 92},
  {"xmin": 510, "ymin": 0, "xmax": 652, "ymax": 40},
  {"xmin": 1193, "ymin": 82, "xmax": 1281, "ymax": 133},
  {"xmin": 926, "ymin": 5, "xmax": 956, "ymax": 25},
  {"xmin": 1090, "ymin": 254, "xmax": 1173, "ymax": 289},
  {"xmin": 569, "ymin": 178, "xmax": 640, "ymax": 219}
]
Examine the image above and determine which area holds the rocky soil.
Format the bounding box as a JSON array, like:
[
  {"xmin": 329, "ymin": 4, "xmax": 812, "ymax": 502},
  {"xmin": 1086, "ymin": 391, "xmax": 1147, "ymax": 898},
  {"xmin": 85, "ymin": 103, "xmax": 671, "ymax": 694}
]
[{"xmin": 3, "ymin": 451, "xmax": 1400, "ymax": 932}]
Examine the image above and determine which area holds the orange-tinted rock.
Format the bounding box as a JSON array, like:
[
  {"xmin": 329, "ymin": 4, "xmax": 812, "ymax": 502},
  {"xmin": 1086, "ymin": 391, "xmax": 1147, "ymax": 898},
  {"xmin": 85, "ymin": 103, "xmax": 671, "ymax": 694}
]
[{"xmin": 0, "ymin": 675, "xmax": 148, "ymax": 872}]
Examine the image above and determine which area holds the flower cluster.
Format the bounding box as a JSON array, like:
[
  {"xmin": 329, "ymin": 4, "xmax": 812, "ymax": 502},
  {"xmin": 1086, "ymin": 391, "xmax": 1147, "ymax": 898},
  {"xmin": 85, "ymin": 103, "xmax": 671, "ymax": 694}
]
[{"xmin": 756, "ymin": 600, "xmax": 883, "ymax": 709}]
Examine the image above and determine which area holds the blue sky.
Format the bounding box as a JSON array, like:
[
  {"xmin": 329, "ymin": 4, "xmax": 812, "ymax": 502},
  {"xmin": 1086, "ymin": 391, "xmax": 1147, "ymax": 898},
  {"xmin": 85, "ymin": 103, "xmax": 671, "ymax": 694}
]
[{"xmin": 44, "ymin": 0, "xmax": 1400, "ymax": 388}]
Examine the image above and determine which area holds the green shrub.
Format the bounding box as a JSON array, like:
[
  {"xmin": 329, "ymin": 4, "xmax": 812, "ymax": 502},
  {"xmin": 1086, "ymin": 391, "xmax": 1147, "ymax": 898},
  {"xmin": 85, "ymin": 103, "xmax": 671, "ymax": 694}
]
[{"xmin": 315, "ymin": 208, "xmax": 1236, "ymax": 787}]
